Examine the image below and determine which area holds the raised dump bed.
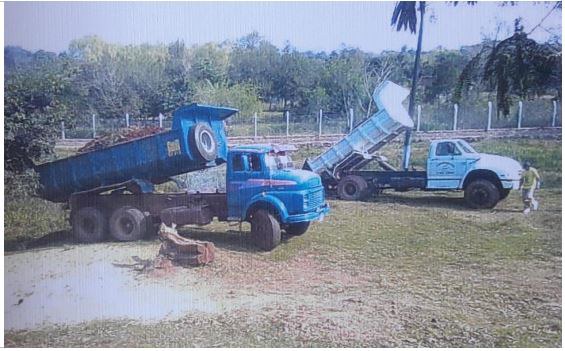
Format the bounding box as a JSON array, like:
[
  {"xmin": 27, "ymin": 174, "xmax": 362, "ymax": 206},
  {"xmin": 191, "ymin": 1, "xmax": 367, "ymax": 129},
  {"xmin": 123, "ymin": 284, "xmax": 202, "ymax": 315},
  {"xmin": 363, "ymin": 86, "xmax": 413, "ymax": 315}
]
[
  {"xmin": 36, "ymin": 104, "xmax": 237, "ymax": 202},
  {"xmin": 303, "ymin": 81, "xmax": 414, "ymax": 184}
]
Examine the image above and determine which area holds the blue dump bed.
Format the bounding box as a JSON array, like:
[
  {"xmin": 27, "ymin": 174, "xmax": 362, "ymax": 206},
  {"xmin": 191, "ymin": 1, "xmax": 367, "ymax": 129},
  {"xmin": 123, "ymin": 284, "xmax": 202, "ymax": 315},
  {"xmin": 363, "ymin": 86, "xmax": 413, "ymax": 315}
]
[{"xmin": 36, "ymin": 104, "xmax": 238, "ymax": 202}]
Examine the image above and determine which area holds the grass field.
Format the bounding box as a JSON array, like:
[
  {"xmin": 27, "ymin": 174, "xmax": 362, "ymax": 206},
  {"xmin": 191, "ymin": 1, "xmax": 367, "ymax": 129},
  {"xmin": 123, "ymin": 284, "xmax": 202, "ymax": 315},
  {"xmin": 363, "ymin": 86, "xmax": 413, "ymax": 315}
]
[{"xmin": 4, "ymin": 137, "xmax": 562, "ymax": 347}]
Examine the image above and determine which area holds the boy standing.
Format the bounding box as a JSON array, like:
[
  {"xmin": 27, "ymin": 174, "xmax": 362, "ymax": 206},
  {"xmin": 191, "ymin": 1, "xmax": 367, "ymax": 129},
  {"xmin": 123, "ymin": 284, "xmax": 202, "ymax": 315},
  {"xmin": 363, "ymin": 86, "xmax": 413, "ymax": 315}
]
[{"xmin": 520, "ymin": 161, "xmax": 541, "ymax": 214}]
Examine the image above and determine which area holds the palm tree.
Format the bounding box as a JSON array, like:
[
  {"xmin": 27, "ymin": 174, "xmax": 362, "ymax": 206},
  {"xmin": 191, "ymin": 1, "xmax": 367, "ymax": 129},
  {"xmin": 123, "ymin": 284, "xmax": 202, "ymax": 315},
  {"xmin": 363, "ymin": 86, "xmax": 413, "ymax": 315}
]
[{"xmin": 391, "ymin": 1, "xmax": 425, "ymax": 170}]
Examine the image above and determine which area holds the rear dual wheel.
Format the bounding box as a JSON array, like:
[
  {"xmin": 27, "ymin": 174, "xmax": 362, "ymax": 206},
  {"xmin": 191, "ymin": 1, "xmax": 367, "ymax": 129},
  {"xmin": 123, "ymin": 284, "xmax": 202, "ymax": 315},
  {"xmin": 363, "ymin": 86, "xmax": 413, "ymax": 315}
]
[
  {"xmin": 72, "ymin": 207, "xmax": 106, "ymax": 243},
  {"xmin": 337, "ymin": 175, "xmax": 369, "ymax": 201},
  {"xmin": 109, "ymin": 206, "xmax": 148, "ymax": 242},
  {"xmin": 72, "ymin": 205, "xmax": 152, "ymax": 243}
]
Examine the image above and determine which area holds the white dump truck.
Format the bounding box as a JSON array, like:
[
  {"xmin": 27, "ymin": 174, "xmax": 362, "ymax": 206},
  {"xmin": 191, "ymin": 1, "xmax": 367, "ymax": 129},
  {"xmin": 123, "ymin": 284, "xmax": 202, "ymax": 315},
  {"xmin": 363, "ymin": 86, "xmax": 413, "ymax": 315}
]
[{"xmin": 303, "ymin": 81, "xmax": 523, "ymax": 209}]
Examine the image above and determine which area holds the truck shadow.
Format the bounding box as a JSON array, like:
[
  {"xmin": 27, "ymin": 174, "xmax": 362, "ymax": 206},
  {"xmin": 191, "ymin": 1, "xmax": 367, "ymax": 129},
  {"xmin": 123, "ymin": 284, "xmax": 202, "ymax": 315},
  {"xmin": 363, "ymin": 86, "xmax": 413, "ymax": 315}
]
[
  {"xmin": 366, "ymin": 193, "xmax": 469, "ymax": 210},
  {"xmin": 178, "ymin": 228, "xmax": 270, "ymax": 253},
  {"xmin": 5, "ymin": 228, "xmax": 282, "ymax": 254},
  {"xmin": 5, "ymin": 230, "xmax": 75, "ymax": 252}
]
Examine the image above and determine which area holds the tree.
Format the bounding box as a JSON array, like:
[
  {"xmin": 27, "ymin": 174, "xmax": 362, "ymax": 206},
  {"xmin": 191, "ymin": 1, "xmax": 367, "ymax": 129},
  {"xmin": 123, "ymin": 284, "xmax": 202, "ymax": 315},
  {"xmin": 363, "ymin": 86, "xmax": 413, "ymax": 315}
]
[
  {"xmin": 391, "ymin": 1, "xmax": 426, "ymax": 170},
  {"xmin": 391, "ymin": 1, "xmax": 426, "ymax": 119},
  {"xmin": 456, "ymin": 19, "xmax": 562, "ymax": 117},
  {"xmin": 5, "ymin": 55, "xmax": 79, "ymax": 186}
]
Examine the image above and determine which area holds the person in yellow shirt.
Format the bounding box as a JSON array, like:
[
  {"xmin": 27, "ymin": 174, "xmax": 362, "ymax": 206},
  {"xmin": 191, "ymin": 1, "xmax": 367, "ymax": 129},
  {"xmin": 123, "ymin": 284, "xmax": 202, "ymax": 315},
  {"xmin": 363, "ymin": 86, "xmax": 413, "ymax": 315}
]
[{"xmin": 520, "ymin": 161, "xmax": 541, "ymax": 214}]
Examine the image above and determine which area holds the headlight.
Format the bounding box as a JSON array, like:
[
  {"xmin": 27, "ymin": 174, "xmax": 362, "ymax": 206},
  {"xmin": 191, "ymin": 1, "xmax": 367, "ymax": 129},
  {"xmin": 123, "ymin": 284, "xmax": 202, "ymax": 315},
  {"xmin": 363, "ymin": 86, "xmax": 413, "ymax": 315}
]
[{"xmin": 303, "ymin": 194, "xmax": 309, "ymax": 210}]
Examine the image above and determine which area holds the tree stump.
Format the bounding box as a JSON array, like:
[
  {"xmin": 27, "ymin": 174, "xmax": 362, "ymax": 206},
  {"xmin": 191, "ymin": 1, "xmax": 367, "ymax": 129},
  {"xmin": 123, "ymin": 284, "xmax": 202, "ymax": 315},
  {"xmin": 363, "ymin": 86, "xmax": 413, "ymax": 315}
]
[{"xmin": 157, "ymin": 223, "xmax": 215, "ymax": 266}]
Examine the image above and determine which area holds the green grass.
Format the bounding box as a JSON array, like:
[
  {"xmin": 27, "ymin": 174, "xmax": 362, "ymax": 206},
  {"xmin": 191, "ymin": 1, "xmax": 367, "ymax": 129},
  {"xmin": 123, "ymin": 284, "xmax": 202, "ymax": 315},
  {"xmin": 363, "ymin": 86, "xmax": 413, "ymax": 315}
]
[{"xmin": 4, "ymin": 198, "xmax": 70, "ymax": 250}]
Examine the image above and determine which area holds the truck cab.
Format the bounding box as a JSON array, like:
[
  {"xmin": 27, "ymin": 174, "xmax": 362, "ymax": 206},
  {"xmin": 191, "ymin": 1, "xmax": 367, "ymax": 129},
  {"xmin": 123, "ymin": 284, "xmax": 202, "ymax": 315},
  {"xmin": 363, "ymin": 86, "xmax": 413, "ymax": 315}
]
[
  {"xmin": 426, "ymin": 139, "xmax": 522, "ymax": 208},
  {"xmin": 226, "ymin": 144, "xmax": 329, "ymax": 250}
]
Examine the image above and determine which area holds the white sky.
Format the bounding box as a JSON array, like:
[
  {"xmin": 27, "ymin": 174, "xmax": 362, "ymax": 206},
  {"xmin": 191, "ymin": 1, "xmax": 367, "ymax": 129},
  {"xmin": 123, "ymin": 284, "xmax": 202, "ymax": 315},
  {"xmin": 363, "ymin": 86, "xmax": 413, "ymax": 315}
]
[{"xmin": 5, "ymin": 1, "xmax": 562, "ymax": 54}]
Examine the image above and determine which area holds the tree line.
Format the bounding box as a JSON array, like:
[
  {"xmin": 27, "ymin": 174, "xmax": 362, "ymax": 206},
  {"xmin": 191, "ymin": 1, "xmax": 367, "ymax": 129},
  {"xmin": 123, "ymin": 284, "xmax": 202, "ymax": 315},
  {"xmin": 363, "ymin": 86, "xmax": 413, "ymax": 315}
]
[{"xmin": 4, "ymin": 27, "xmax": 561, "ymax": 177}]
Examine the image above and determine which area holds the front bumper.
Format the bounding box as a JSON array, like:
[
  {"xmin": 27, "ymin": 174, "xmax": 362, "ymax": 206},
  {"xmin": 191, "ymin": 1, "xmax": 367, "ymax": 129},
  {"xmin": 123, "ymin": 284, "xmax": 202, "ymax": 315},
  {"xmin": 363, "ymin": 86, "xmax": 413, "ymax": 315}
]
[
  {"xmin": 501, "ymin": 180, "xmax": 521, "ymax": 190},
  {"xmin": 285, "ymin": 203, "xmax": 330, "ymax": 224}
]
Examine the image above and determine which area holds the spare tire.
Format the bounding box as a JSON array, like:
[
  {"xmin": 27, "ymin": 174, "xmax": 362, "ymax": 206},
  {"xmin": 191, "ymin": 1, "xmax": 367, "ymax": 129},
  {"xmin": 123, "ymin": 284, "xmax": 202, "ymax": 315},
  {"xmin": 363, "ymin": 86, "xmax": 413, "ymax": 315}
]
[{"xmin": 189, "ymin": 123, "xmax": 217, "ymax": 161}]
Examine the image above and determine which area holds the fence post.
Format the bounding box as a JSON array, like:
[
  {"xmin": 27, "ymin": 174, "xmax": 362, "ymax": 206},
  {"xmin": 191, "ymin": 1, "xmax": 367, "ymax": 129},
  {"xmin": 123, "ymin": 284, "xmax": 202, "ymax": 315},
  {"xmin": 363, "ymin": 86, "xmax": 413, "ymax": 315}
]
[
  {"xmin": 61, "ymin": 121, "xmax": 66, "ymax": 140},
  {"xmin": 92, "ymin": 114, "xmax": 96, "ymax": 138},
  {"xmin": 416, "ymin": 105, "xmax": 421, "ymax": 132},
  {"xmin": 349, "ymin": 108, "xmax": 354, "ymax": 132},
  {"xmin": 453, "ymin": 103, "xmax": 458, "ymax": 131},
  {"xmin": 285, "ymin": 111, "xmax": 290, "ymax": 137},
  {"xmin": 552, "ymin": 100, "xmax": 557, "ymax": 127},
  {"xmin": 159, "ymin": 113, "xmax": 163, "ymax": 128},
  {"xmin": 517, "ymin": 101, "xmax": 523, "ymax": 129},
  {"xmin": 125, "ymin": 113, "xmax": 130, "ymax": 128},
  {"xmin": 487, "ymin": 101, "xmax": 492, "ymax": 131},
  {"xmin": 318, "ymin": 109, "xmax": 323, "ymax": 137},
  {"xmin": 253, "ymin": 112, "xmax": 257, "ymax": 140}
]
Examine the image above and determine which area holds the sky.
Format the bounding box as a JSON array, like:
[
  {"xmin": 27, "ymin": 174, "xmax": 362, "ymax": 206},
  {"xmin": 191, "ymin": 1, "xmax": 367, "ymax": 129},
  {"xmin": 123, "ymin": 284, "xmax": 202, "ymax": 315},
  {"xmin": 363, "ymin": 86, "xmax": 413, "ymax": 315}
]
[{"xmin": 4, "ymin": 1, "xmax": 562, "ymax": 54}]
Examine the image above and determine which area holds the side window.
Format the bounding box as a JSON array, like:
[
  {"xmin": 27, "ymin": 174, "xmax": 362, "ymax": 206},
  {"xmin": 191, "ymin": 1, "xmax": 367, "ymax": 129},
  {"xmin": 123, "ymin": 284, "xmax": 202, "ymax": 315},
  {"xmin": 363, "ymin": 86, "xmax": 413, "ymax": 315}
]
[
  {"xmin": 249, "ymin": 154, "xmax": 262, "ymax": 172},
  {"xmin": 232, "ymin": 154, "xmax": 244, "ymax": 172},
  {"xmin": 436, "ymin": 142, "xmax": 460, "ymax": 156}
]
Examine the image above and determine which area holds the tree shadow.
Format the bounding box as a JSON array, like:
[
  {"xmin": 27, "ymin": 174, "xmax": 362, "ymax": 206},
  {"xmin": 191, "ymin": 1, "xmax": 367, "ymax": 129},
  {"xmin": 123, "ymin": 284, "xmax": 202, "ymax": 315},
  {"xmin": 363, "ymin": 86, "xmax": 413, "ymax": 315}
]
[
  {"xmin": 366, "ymin": 192, "xmax": 470, "ymax": 210},
  {"xmin": 5, "ymin": 230, "xmax": 75, "ymax": 252}
]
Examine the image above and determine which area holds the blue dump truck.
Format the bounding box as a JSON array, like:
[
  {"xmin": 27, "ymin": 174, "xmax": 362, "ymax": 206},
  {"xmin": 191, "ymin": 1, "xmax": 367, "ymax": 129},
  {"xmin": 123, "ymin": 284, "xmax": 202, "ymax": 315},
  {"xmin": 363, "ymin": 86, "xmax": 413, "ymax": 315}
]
[
  {"xmin": 36, "ymin": 104, "xmax": 329, "ymax": 250},
  {"xmin": 304, "ymin": 81, "xmax": 523, "ymax": 209}
]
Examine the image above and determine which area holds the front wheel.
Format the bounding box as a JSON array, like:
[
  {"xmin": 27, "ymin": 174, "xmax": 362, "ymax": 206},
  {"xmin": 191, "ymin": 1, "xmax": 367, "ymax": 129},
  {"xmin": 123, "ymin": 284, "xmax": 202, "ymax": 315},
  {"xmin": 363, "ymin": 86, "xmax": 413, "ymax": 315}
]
[
  {"xmin": 285, "ymin": 222, "xmax": 310, "ymax": 236},
  {"xmin": 250, "ymin": 209, "xmax": 281, "ymax": 251},
  {"xmin": 500, "ymin": 188, "xmax": 511, "ymax": 200},
  {"xmin": 464, "ymin": 179, "xmax": 500, "ymax": 209}
]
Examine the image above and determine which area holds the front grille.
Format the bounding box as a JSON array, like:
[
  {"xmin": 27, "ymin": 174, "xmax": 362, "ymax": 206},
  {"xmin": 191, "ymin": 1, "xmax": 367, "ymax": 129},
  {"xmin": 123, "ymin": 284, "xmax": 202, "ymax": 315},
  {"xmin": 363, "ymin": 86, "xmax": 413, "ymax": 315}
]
[{"xmin": 306, "ymin": 188, "xmax": 324, "ymax": 210}]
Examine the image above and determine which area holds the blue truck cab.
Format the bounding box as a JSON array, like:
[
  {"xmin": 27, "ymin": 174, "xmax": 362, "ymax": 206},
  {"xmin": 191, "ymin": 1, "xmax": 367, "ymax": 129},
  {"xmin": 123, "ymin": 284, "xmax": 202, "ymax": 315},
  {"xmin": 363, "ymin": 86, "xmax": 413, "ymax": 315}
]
[{"xmin": 227, "ymin": 144, "xmax": 328, "ymax": 223}]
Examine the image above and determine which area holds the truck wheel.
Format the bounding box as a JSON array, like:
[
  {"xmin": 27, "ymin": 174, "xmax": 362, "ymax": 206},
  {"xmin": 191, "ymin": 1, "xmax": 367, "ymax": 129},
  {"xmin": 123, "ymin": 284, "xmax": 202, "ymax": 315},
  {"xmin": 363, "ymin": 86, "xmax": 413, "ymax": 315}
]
[
  {"xmin": 189, "ymin": 123, "xmax": 217, "ymax": 161},
  {"xmin": 464, "ymin": 179, "xmax": 500, "ymax": 209},
  {"xmin": 285, "ymin": 222, "xmax": 310, "ymax": 236},
  {"xmin": 250, "ymin": 209, "xmax": 281, "ymax": 251},
  {"xmin": 72, "ymin": 207, "xmax": 106, "ymax": 243},
  {"xmin": 337, "ymin": 175, "xmax": 369, "ymax": 201},
  {"xmin": 109, "ymin": 206, "xmax": 147, "ymax": 241}
]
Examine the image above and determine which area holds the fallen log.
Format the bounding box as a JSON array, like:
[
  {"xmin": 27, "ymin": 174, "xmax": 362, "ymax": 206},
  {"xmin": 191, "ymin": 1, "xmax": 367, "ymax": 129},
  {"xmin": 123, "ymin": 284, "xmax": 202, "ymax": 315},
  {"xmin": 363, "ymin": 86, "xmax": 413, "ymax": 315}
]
[{"xmin": 156, "ymin": 223, "xmax": 215, "ymax": 266}]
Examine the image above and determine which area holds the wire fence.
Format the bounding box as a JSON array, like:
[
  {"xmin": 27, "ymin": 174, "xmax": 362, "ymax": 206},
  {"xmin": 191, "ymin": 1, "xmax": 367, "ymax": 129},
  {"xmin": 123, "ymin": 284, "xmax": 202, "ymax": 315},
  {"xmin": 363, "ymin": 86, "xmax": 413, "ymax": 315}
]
[{"xmin": 62, "ymin": 99, "xmax": 561, "ymax": 139}]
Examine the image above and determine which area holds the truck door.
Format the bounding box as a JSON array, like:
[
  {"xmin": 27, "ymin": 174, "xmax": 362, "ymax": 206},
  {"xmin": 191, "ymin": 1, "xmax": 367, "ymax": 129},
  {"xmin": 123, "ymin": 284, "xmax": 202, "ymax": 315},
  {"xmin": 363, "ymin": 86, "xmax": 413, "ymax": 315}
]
[
  {"xmin": 226, "ymin": 152, "xmax": 266, "ymax": 220},
  {"xmin": 427, "ymin": 141, "xmax": 468, "ymax": 189},
  {"xmin": 227, "ymin": 152, "xmax": 247, "ymax": 220}
]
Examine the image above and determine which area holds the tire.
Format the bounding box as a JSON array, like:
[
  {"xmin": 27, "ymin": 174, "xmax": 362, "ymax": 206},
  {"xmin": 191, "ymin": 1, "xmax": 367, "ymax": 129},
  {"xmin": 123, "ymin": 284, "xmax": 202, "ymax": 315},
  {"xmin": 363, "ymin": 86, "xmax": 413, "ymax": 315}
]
[
  {"xmin": 189, "ymin": 123, "xmax": 217, "ymax": 162},
  {"xmin": 500, "ymin": 188, "xmax": 511, "ymax": 200},
  {"xmin": 285, "ymin": 222, "xmax": 310, "ymax": 236},
  {"xmin": 464, "ymin": 179, "xmax": 500, "ymax": 209},
  {"xmin": 72, "ymin": 207, "xmax": 106, "ymax": 243},
  {"xmin": 250, "ymin": 209, "xmax": 281, "ymax": 251},
  {"xmin": 337, "ymin": 175, "xmax": 369, "ymax": 201},
  {"xmin": 109, "ymin": 206, "xmax": 148, "ymax": 241}
]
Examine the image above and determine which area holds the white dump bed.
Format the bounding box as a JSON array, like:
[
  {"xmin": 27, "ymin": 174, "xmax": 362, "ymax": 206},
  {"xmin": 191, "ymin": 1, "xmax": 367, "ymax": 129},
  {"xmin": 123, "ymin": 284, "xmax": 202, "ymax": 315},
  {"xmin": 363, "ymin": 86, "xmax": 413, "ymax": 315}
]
[{"xmin": 303, "ymin": 81, "xmax": 413, "ymax": 181}]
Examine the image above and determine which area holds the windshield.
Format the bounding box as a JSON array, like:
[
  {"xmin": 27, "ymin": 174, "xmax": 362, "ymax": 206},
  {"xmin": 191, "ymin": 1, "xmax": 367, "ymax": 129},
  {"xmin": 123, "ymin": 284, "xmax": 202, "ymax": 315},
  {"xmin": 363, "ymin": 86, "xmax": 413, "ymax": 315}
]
[
  {"xmin": 265, "ymin": 154, "xmax": 295, "ymax": 170},
  {"xmin": 457, "ymin": 140, "xmax": 477, "ymax": 154}
]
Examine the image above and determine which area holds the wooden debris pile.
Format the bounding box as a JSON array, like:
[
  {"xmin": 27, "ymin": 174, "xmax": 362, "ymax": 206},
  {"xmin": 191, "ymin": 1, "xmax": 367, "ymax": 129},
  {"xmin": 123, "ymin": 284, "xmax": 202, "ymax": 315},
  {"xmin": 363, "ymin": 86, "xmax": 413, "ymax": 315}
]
[
  {"xmin": 155, "ymin": 223, "xmax": 215, "ymax": 267},
  {"xmin": 78, "ymin": 126, "xmax": 163, "ymax": 153}
]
